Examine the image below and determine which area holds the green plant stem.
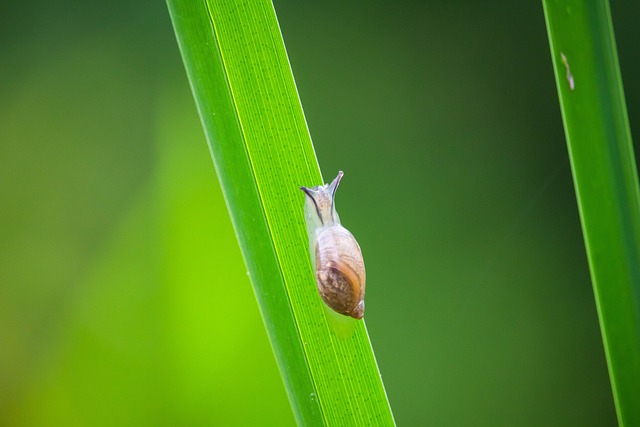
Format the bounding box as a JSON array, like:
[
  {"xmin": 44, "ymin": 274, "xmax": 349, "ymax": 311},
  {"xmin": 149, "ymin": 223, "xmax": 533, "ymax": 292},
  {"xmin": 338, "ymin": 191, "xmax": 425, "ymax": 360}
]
[
  {"xmin": 166, "ymin": 1, "xmax": 395, "ymax": 425},
  {"xmin": 543, "ymin": 0, "xmax": 640, "ymax": 425}
]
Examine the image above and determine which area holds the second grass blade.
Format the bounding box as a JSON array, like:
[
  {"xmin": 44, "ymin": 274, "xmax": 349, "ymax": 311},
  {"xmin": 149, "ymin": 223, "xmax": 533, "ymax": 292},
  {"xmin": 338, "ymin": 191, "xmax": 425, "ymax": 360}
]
[{"xmin": 543, "ymin": 0, "xmax": 640, "ymax": 425}]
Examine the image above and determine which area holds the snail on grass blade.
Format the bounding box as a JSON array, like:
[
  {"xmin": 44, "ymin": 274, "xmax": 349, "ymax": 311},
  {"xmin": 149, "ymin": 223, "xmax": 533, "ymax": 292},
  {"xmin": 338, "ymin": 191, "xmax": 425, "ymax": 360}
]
[{"xmin": 300, "ymin": 171, "xmax": 366, "ymax": 319}]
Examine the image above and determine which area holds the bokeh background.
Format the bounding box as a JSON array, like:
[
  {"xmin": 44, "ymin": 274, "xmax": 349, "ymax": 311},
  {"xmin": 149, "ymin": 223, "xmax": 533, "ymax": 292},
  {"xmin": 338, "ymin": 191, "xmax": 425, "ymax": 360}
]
[{"xmin": 2, "ymin": 0, "xmax": 639, "ymax": 425}]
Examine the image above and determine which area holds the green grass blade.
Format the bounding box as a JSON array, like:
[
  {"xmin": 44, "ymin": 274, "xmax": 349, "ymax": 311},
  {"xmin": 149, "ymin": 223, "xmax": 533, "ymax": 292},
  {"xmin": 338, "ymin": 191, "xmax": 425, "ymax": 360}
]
[
  {"xmin": 166, "ymin": 1, "xmax": 395, "ymax": 425},
  {"xmin": 543, "ymin": 1, "xmax": 640, "ymax": 424}
]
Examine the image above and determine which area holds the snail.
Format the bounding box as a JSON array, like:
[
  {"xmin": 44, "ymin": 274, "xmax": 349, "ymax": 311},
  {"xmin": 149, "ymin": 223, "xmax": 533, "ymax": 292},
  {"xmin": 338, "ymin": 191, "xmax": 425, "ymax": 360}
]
[{"xmin": 300, "ymin": 171, "xmax": 366, "ymax": 319}]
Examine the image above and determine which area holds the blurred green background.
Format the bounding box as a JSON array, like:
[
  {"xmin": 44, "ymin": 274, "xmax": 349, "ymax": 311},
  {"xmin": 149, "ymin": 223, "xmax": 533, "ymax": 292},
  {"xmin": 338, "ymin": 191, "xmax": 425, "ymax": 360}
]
[{"xmin": 2, "ymin": 0, "xmax": 639, "ymax": 425}]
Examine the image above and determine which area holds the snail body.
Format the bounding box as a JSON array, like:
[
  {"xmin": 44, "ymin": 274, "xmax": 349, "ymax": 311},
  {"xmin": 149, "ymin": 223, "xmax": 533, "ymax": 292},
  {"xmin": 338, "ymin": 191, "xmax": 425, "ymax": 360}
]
[{"xmin": 300, "ymin": 171, "xmax": 366, "ymax": 319}]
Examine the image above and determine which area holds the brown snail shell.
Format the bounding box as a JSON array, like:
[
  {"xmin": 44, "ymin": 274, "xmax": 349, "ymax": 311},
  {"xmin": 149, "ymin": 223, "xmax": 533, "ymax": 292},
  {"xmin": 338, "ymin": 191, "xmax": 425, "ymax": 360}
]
[{"xmin": 300, "ymin": 171, "xmax": 366, "ymax": 319}]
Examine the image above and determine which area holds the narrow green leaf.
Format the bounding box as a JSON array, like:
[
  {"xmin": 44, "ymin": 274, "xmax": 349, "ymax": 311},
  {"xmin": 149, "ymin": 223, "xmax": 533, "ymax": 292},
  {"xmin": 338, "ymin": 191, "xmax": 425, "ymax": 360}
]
[
  {"xmin": 543, "ymin": 1, "xmax": 640, "ymax": 425},
  {"xmin": 166, "ymin": 1, "xmax": 395, "ymax": 425}
]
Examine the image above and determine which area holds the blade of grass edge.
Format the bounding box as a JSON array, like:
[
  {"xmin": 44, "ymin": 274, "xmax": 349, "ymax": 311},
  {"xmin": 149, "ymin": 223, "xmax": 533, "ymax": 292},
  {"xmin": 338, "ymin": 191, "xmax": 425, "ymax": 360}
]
[
  {"xmin": 543, "ymin": 1, "xmax": 640, "ymax": 425},
  {"xmin": 166, "ymin": 1, "xmax": 396, "ymax": 425}
]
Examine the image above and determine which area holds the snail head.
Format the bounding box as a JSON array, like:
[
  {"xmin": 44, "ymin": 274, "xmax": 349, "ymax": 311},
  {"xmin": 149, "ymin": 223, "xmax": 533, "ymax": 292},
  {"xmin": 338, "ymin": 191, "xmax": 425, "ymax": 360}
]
[{"xmin": 300, "ymin": 171, "xmax": 343, "ymax": 225}]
